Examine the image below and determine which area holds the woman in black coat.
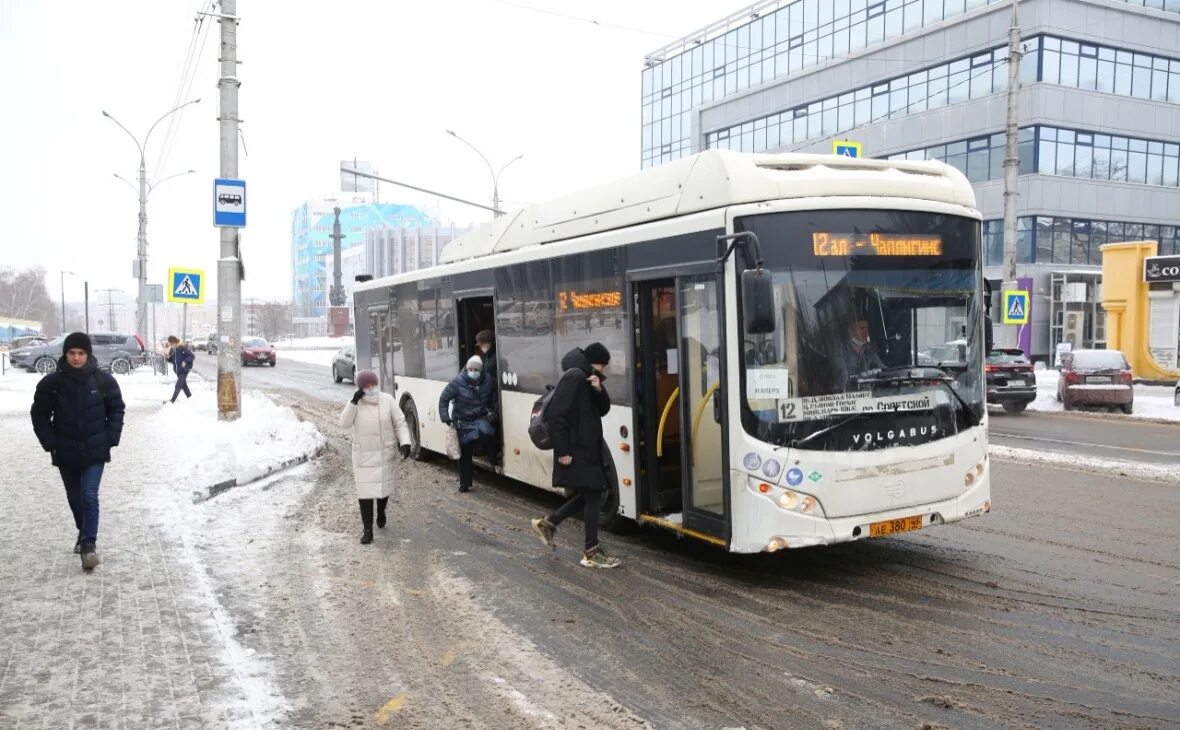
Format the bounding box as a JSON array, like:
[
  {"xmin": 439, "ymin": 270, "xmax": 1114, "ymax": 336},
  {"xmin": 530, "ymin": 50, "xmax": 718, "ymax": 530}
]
[
  {"xmin": 30, "ymin": 332, "xmax": 125, "ymax": 570},
  {"xmin": 529, "ymin": 343, "xmax": 621, "ymax": 568}
]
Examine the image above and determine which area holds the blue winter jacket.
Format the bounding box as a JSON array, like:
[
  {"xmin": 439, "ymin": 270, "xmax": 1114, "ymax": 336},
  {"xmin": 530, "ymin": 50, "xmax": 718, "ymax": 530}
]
[
  {"xmin": 31, "ymin": 357, "xmax": 126, "ymax": 468},
  {"xmin": 167, "ymin": 345, "xmax": 194, "ymax": 376},
  {"xmin": 438, "ymin": 370, "xmax": 495, "ymax": 444}
]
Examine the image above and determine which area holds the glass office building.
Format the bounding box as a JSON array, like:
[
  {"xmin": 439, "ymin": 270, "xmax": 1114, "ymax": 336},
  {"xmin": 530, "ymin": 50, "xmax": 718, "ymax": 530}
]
[{"xmin": 641, "ymin": 0, "xmax": 1179, "ymax": 360}]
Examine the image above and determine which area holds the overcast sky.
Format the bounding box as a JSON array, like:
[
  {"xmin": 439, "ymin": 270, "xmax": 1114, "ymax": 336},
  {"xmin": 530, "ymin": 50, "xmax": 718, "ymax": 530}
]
[{"xmin": 0, "ymin": 0, "xmax": 729, "ymax": 304}]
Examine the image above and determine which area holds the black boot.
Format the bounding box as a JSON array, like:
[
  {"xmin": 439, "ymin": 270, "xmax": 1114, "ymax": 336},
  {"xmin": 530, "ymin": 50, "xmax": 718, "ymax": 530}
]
[
  {"xmin": 80, "ymin": 543, "xmax": 99, "ymax": 571},
  {"xmin": 376, "ymin": 498, "xmax": 388, "ymax": 529},
  {"xmin": 358, "ymin": 499, "xmax": 374, "ymax": 543}
]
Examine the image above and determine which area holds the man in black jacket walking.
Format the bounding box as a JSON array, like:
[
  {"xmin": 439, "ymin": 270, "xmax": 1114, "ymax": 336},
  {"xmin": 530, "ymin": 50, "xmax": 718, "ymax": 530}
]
[
  {"xmin": 30, "ymin": 332, "xmax": 126, "ymax": 571},
  {"xmin": 530, "ymin": 343, "xmax": 622, "ymax": 568}
]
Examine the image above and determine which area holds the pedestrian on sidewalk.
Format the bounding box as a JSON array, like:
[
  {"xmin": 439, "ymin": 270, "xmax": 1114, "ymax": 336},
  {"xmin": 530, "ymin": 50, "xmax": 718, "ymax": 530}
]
[
  {"xmin": 438, "ymin": 355, "xmax": 496, "ymax": 493},
  {"xmin": 164, "ymin": 335, "xmax": 194, "ymax": 403},
  {"xmin": 30, "ymin": 332, "xmax": 125, "ymax": 571},
  {"xmin": 339, "ymin": 370, "xmax": 411, "ymax": 545},
  {"xmin": 530, "ymin": 343, "xmax": 622, "ymax": 568}
]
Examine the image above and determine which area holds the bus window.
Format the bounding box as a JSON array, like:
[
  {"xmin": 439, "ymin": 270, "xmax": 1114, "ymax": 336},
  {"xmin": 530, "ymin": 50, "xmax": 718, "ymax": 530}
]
[
  {"xmin": 553, "ymin": 249, "xmax": 630, "ymax": 405},
  {"xmin": 495, "ymin": 261, "xmax": 556, "ymax": 393}
]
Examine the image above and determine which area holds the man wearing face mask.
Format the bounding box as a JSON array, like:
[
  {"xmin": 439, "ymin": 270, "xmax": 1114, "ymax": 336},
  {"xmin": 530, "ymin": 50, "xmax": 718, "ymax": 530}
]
[
  {"xmin": 529, "ymin": 342, "xmax": 621, "ymax": 569},
  {"xmin": 340, "ymin": 370, "xmax": 412, "ymax": 544},
  {"xmin": 833, "ymin": 315, "xmax": 885, "ymax": 388},
  {"xmin": 438, "ymin": 355, "xmax": 496, "ymax": 493}
]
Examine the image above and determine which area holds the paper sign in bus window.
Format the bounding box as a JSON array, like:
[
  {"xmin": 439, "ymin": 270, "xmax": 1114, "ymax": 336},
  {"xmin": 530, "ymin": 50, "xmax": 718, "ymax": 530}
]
[{"xmin": 746, "ymin": 368, "xmax": 792, "ymax": 399}]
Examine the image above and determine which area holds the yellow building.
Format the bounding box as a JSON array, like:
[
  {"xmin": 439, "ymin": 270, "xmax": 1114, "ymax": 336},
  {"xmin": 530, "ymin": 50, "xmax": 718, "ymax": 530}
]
[{"xmin": 1100, "ymin": 241, "xmax": 1180, "ymax": 382}]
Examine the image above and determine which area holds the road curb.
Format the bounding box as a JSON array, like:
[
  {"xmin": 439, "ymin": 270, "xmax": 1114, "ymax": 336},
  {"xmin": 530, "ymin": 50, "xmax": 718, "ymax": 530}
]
[
  {"xmin": 191, "ymin": 447, "xmax": 325, "ymax": 503},
  {"xmin": 991, "ymin": 405, "xmax": 1180, "ymax": 427}
]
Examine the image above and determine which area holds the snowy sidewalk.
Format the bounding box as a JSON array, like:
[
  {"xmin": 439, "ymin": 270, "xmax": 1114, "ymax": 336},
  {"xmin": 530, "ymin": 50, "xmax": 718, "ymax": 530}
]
[{"xmin": 0, "ymin": 367, "xmax": 322, "ymax": 728}]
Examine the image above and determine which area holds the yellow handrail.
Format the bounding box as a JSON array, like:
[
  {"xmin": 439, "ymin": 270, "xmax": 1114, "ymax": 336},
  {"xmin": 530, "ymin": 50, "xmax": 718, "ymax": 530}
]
[
  {"xmin": 656, "ymin": 387, "xmax": 679, "ymax": 458},
  {"xmin": 691, "ymin": 382, "xmax": 721, "ymax": 467}
]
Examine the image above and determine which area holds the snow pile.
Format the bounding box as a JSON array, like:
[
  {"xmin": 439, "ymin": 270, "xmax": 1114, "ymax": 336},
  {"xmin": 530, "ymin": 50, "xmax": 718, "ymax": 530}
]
[
  {"xmin": 0, "ymin": 365, "xmax": 324, "ymax": 495},
  {"xmin": 1027, "ymin": 369, "xmax": 1179, "ymax": 421},
  {"xmin": 149, "ymin": 385, "xmax": 324, "ymax": 495}
]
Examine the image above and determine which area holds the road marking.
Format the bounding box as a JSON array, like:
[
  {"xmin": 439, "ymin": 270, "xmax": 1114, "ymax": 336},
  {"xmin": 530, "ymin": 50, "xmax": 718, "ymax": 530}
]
[
  {"xmin": 374, "ymin": 694, "xmax": 407, "ymax": 725},
  {"xmin": 992, "ymin": 432, "xmax": 1180, "ymax": 458}
]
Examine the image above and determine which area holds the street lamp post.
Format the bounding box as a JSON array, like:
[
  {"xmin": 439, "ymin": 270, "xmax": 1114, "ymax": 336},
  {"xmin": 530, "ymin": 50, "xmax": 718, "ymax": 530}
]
[
  {"xmin": 102, "ymin": 99, "xmax": 200, "ymax": 343},
  {"xmin": 445, "ymin": 130, "xmax": 523, "ymax": 217},
  {"xmin": 59, "ymin": 270, "xmax": 73, "ymax": 333}
]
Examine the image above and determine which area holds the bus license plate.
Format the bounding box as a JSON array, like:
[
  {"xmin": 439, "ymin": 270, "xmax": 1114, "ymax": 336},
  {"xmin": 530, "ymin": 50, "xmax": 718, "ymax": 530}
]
[{"xmin": 869, "ymin": 515, "xmax": 924, "ymax": 538}]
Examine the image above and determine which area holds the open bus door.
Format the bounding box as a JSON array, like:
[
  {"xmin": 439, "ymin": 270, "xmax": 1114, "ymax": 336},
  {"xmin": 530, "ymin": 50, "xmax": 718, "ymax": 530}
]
[
  {"xmin": 634, "ymin": 276, "xmax": 729, "ymax": 546},
  {"xmin": 455, "ymin": 294, "xmax": 502, "ymax": 467}
]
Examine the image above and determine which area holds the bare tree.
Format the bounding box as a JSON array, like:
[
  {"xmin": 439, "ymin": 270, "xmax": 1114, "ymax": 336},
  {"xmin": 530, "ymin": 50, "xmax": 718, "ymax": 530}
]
[
  {"xmin": 255, "ymin": 302, "xmax": 293, "ymax": 340},
  {"xmin": 0, "ymin": 266, "xmax": 56, "ymax": 331}
]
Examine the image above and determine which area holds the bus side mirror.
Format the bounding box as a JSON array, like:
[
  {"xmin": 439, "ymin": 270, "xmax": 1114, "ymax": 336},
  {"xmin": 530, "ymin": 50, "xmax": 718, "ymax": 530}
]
[
  {"xmin": 984, "ymin": 314, "xmax": 994, "ymax": 355},
  {"xmin": 742, "ymin": 268, "xmax": 776, "ymax": 334}
]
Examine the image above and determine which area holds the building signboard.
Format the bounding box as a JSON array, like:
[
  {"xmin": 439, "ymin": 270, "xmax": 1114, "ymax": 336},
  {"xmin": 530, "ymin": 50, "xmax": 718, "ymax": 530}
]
[{"xmin": 1143, "ymin": 255, "xmax": 1180, "ymax": 283}]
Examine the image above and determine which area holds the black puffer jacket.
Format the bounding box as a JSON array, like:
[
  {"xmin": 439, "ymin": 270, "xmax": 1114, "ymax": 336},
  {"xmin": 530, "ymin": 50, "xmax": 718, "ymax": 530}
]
[
  {"xmin": 438, "ymin": 369, "xmax": 495, "ymax": 434},
  {"xmin": 31, "ymin": 357, "xmax": 125, "ymax": 468},
  {"xmin": 549, "ymin": 348, "xmax": 611, "ymax": 490}
]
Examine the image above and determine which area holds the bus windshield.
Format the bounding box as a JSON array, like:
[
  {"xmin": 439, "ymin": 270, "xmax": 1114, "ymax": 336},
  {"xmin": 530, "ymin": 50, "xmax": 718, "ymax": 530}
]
[{"xmin": 736, "ymin": 209, "xmax": 984, "ymax": 451}]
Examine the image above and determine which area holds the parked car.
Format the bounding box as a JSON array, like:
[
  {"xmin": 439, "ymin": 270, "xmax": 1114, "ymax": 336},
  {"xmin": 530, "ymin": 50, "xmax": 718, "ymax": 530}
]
[
  {"xmin": 9, "ymin": 332, "xmax": 144, "ymax": 374},
  {"xmin": 241, "ymin": 336, "xmax": 276, "ymax": 367},
  {"xmin": 332, "ymin": 343, "xmax": 356, "ymax": 383},
  {"xmin": 1057, "ymin": 348, "xmax": 1133, "ymax": 413},
  {"xmin": 985, "ymin": 348, "xmax": 1037, "ymax": 414}
]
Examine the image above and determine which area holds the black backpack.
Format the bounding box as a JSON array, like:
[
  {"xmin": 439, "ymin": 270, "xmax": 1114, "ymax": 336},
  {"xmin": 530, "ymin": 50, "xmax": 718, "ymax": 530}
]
[{"xmin": 527, "ymin": 368, "xmax": 580, "ymax": 450}]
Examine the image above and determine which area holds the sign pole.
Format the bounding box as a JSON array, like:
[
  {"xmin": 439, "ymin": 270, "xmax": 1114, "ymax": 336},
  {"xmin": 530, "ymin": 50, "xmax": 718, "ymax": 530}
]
[{"xmin": 216, "ymin": 0, "xmax": 243, "ymax": 421}]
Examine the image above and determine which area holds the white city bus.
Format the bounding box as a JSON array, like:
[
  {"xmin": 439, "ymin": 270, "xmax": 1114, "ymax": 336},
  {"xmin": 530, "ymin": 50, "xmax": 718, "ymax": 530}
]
[{"xmin": 352, "ymin": 150, "xmax": 991, "ymax": 553}]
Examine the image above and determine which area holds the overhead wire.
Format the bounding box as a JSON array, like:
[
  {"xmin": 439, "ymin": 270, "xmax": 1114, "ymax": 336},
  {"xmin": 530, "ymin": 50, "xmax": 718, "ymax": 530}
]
[{"xmin": 154, "ymin": 0, "xmax": 215, "ymax": 180}]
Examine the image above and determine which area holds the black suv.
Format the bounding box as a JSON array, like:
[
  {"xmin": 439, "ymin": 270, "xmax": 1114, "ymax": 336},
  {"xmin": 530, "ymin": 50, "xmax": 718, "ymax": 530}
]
[{"xmin": 986, "ymin": 348, "xmax": 1036, "ymax": 414}]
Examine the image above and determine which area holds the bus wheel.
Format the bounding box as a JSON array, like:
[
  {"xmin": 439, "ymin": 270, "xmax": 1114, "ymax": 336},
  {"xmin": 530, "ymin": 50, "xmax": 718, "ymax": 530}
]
[{"xmin": 400, "ymin": 397, "xmax": 428, "ymax": 461}]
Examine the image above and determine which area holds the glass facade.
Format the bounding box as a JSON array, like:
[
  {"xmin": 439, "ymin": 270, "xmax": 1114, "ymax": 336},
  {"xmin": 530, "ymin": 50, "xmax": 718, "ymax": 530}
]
[
  {"xmin": 702, "ymin": 45, "xmax": 1018, "ymax": 154},
  {"xmin": 982, "ymin": 217, "xmax": 1180, "ymax": 266},
  {"xmin": 685, "ymin": 34, "xmax": 1179, "ymax": 164},
  {"xmin": 887, "ymin": 129, "xmax": 1035, "ymax": 181},
  {"xmin": 1033, "ymin": 36, "xmax": 1180, "ymax": 103},
  {"xmin": 887, "ymin": 126, "xmax": 1180, "ymax": 188},
  {"xmin": 641, "ymin": 0, "xmax": 1014, "ymax": 168}
]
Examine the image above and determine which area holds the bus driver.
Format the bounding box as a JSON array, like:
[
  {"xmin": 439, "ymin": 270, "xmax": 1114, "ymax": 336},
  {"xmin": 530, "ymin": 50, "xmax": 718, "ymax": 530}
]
[{"xmin": 833, "ymin": 314, "xmax": 885, "ymax": 387}]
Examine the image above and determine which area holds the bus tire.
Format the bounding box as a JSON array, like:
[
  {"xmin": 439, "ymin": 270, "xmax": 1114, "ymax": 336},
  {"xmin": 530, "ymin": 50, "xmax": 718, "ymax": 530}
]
[{"xmin": 400, "ymin": 396, "xmax": 429, "ymax": 462}]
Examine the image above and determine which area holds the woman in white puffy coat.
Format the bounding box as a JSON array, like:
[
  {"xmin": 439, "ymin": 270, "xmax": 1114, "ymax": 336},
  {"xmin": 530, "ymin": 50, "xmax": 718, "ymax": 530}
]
[{"xmin": 339, "ymin": 369, "xmax": 412, "ymax": 544}]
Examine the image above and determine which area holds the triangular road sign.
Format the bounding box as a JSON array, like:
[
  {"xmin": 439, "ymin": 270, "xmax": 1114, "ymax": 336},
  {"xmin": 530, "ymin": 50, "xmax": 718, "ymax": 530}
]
[
  {"xmin": 1007, "ymin": 296, "xmax": 1025, "ymax": 319},
  {"xmin": 175, "ymin": 276, "xmax": 197, "ymax": 297}
]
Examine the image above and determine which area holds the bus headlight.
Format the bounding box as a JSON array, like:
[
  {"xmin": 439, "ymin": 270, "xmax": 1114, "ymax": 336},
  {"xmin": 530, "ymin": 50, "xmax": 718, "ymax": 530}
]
[{"xmin": 778, "ymin": 489, "xmax": 821, "ymax": 516}]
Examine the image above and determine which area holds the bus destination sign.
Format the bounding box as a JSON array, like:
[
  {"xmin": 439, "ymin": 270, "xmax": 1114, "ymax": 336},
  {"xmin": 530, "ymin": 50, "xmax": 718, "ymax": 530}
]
[{"xmin": 813, "ymin": 232, "xmax": 943, "ymax": 257}]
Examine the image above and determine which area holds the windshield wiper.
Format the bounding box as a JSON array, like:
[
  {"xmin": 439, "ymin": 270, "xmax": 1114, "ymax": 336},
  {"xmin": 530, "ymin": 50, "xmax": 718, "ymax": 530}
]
[
  {"xmin": 854, "ymin": 367, "xmax": 981, "ymax": 428},
  {"xmin": 792, "ymin": 411, "xmax": 877, "ymax": 448}
]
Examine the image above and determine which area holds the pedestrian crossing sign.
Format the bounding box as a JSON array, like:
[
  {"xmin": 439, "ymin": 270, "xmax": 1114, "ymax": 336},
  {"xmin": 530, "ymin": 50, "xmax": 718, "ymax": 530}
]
[
  {"xmin": 833, "ymin": 140, "xmax": 862, "ymax": 158},
  {"xmin": 168, "ymin": 268, "xmax": 205, "ymax": 304},
  {"xmin": 1002, "ymin": 290, "xmax": 1029, "ymax": 325}
]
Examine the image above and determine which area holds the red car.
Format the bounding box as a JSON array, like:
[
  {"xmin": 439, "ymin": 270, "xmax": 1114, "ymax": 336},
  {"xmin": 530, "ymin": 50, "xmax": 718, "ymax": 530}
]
[
  {"xmin": 1057, "ymin": 349, "xmax": 1133, "ymax": 413},
  {"xmin": 241, "ymin": 336, "xmax": 276, "ymax": 367}
]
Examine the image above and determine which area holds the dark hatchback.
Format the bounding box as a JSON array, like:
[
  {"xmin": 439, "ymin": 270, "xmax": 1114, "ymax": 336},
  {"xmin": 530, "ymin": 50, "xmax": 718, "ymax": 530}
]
[{"xmin": 986, "ymin": 348, "xmax": 1036, "ymax": 414}]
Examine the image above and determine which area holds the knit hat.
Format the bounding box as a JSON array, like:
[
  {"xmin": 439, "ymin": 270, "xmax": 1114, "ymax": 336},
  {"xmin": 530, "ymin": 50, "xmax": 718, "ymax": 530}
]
[
  {"xmin": 582, "ymin": 342, "xmax": 611, "ymax": 366},
  {"xmin": 356, "ymin": 369, "xmax": 379, "ymax": 389},
  {"xmin": 62, "ymin": 332, "xmax": 93, "ymax": 357},
  {"xmin": 465, "ymin": 355, "xmax": 484, "ymax": 370}
]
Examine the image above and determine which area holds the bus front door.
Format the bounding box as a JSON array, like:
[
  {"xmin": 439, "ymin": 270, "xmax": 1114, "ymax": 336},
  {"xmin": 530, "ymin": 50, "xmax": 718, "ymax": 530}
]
[
  {"xmin": 676, "ymin": 275, "xmax": 728, "ymax": 543},
  {"xmin": 635, "ymin": 276, "xmax": 728, "ymax": 545}
]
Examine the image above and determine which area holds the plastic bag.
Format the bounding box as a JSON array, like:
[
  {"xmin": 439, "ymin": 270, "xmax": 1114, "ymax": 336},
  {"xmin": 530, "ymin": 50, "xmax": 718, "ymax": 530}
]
[{"xmin": 444, "ymin": 424, "xmax": 461, "ymax": 460}]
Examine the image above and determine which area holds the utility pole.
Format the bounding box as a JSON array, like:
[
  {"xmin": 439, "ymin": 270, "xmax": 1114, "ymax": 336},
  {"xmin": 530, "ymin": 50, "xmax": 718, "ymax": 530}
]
[
  {"xmin": 98, "ymin": 289, "xmax": 120, "ymax": 331},
  {"xmin": 84, "ymin": 281, "xmax": 90, "ymax": 333},
  {"xmin": 1000, "ymin": 0, "xmax": 1023, "ymax": 347},
  {"xmin": 59, "ymin": 270, "xmax": 72, "ymax": 333},
  {"xmin": 217, "ymin": 0, "xmax": 243, "ymax": 420}
]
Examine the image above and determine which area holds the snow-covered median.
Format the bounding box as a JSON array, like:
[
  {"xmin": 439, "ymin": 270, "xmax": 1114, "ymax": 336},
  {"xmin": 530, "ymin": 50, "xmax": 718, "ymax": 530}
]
[
  {"xmin": 1027, "ymin": 369, "xmax": 1179, "ymax": 422},
  {"xmin": 991, "ymin": 445, "xmax": 1180, "ymax": 485},
  {"xmin": 272, "ymin": 336, "xmax": 353, "ymax": 368},
  {"xmin": 0, "ymin": 364, "xmax": 324, "ymax": 497}
]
